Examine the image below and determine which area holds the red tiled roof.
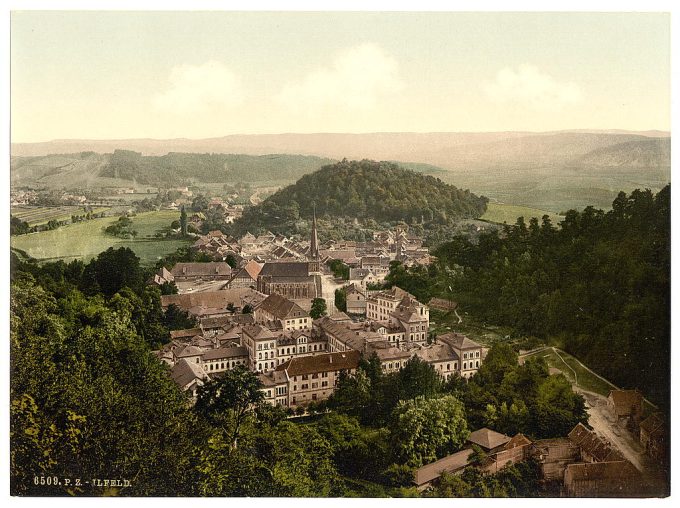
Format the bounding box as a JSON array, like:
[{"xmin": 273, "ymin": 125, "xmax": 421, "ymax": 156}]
[{"xmin": 276, "ymin": 350, "xmax": 360, "ymax": 376}]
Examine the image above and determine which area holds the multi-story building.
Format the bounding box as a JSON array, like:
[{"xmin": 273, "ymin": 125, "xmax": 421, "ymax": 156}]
[
  {"xmin": 241, "ymin": 324, "xmax": 279, "ymax": 373},
  {"xmin": 254, "ymin": 293, "xmax": 311, "ymax": 331},
  {"xmin": 170, "ymin": 262, "xmax": 232, "ymax": 282},
  {"xmin": 274, "ymin": 350, "xmax": 361, "ymax": 408},
  {"xmin": 437, "ymin": 332, "xmax": 483, "ymax": 379}
]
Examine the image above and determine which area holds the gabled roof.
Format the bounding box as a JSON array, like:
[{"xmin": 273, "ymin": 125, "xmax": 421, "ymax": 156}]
[
  {"xmin": 170, "ymin": 358, "xmax": 208, "ymax": 388},
  {"xmin": 259, "ymin": 261, "xmax": 311, "ymax": 278},
  {"xmin": 415, "ymin": 343, "xmax": 459, "ymax": 363},
  {"xmin": 175, "ymin": 345, "xmax": 204, "ymax": 358},
  {"xmin": 438, "ymin": 332, "xmax": 481, "ymax": 351},
  {"xmin": 413, "ymin": 449, "xmax": 474, "ymax": 487},
  {"xmin": 503, "ymin": 433, "xmax": 533, "ymax": 450},
  {"xmin": 256, "ymin": 293, "xmax": 309, "ymax": 320},
  {"xmin": 242, "ymin": 324, "xmax": 276, "ymax": 341},
  {"xmin": 161, "ymin": 288, "xmax": 261, "ymax": 310},
  {"xmin": 568, "ymin": 423, "xmax": 624, "ymax": 462},
  {"xmin": 564, "ymin": 460, "xmax": 640, "ymax": 482},
  {"xmin": 608, "ymin": 389, "xmax": 643, "ymax": 415},
  {"xmin": 276, "ymin": 350, "xmax": 360, "ymax": 376},
  {"xmin": 202, "ymin": 346, "xmax": 248, "ymax": 361},
  {"xmin": 467, "ymin": 428, "xmax": 512, "ymax": 450},
  {"xmin": 171, "ymin": 262, "xmax": 232, "ymax": 277},
  {"xmin": 640, "ymin": 413, "xmax": 665, "ymax": 434},
  {"xmin": 170, "ymin": 328, "xmax": 203, "ymax": 340}
]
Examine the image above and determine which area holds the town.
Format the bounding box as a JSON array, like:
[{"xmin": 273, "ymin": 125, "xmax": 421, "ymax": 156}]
[{"xmin": 146, "ymin": 210, "xmax": 667, "ymax": 497}]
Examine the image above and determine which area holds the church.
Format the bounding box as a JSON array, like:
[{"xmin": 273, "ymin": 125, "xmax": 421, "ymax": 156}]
[{"xmin": 256, "ymin": 208, "xmax": 323, "ymax": 300}]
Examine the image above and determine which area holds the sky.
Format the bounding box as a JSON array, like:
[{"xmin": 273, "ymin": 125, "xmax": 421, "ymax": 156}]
[{"xmin": 10, "ymin": 11, "xmax": 671, "ymax": 142}]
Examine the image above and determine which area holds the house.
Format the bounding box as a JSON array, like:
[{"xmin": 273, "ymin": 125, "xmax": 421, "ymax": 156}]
[
  {"xmin": 479, "ymin": 434, "xmax": 533, "ymax": 475},
  {"xmin": 412, "ymin": 449, "xmax": 474, "ymax": 491},
  {"xmin": 170, "ymin": 359, "xmax": 209, "ymax": 399},
  {"xmin": 241, "ymin": 324, "xmax": 279, "ymax": 373},
  {"xmin": 169, "ymin": 328, "xmax": 203, "ymax": 341},
  {"xmin": 275, "ymin": 350, "xmax": 361, "ymax": 408},
  {"xmin": 531, "ymin": 438, "xmax": 581, "ymax": 481},
  {"xmin": 316, "ymin": 316, "xmax": 384, "ymax": 353},
  {"xmin": 639, "ymin": 413, "xmax": 666, "ymax": 463},
  {"xmin": 567, "ymin": 423, "xmax": 624, "ymax": 463},
  {"xmin": 150, "ymin": 266, "xmax": 174, "ymax": 286},
  {"xmin": 467, "ymin": 428, "xmax": 512, "ymax": 453},
  {"xmin": 437, "ymin": 333, "xmax": 483, "ymax": 378},
  {"xmin": 607, "ymin": 389, "xmax": 643, "ymax": 428},
  {"xmin": 563, "ymin": 460, "xmax": 644, "ymax": 497},
  {"xmin": 201, "ymin": 346, "xmax": 249, "ymax": 375},
  {"xmin": 228, "ymin": 260, "xmax": 263, "ymax": 289},
  {"xmin": 254, "ymin": 293, "xmax": 311, "ymax": 331},
  {"xmin": 345, "ymin": 284, "xmax": 366, "ymax": 315},
  {"xmin": 360, "ymin": 256, "xmax": 391, "ymax": 277},
  {"xmin": 414, "ymin": 342, "xmax": 460, "ymax": 380},
  {"xmin": 170, "ymin": 262, "xmax": 232, "ymax": 282},
  {"xmin": 348, "ymin": 268, "xmax": 379, "ymax": 289},
  {"xmin": 161, "ymin": 288, "xmax": 265, "ymax": 320},
  {"xmin": 365, "ymin": 341, "xmax": 412, "ymax": 374}
]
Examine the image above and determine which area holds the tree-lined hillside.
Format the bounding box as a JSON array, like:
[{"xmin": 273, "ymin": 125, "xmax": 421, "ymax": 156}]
[
  {"xmin": 100, "ymin": 150, "xmax": 336, "ymax": 186},
  {"xmin": 230, "ymin": 159, "xmax": 488, "ymax": 236},
  {"xmin": 385, "ymin": 185, "xmax": 670, "ymax": 407}
]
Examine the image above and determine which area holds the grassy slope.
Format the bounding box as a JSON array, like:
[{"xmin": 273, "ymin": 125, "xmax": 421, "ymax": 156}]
[
  {"xmin": 10, "ymin": 210, "xmax": 189, "ymax": 265},
  {"xmin": 481, "ymin": 202, "xmax": 563, "ymax": 225}
]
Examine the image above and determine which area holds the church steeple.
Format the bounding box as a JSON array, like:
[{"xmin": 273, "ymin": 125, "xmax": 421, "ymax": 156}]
[{"xmin": 310, "ymin": 203, "xmax": 319, "ymax": 260}]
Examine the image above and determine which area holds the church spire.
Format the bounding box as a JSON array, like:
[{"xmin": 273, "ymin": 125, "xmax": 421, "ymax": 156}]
[{"xmin": 310, "ymin": 203, "xmax": 319, "ymax": 260}]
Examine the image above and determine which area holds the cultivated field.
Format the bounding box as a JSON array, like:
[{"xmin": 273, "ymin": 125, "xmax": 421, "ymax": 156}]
[
  {"xmin": 11, "ymin": 205, "xmax": 110, "ymax": 226},
  {"xmin": 10, "ymin": 210, "xmax": 190, "ymax": 265},
  {"xmin": 481, "ymin": 202, "xmax": 564, "ymax": 226}
]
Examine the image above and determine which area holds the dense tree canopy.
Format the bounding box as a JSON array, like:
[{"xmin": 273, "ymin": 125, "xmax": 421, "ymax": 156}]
[
  {"xmin": 230, "ymin": 159, "xmax": 487, "ymax": 237},
  {"xmin": 435, "ymin": 186, "xmax": 670, "ymax": 407}
]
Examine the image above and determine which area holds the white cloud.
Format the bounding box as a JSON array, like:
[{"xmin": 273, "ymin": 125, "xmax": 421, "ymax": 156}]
[
  {"xmin": 277, "ymin": 43, "xmax": 403, "ymax": 113},
  {"xmin": 484, "ymin": 64, "xmax": 583, "ymax": 111},
  {"xmin": 153, "ymin": 61, "xmax": 243, "ymax": 115}
]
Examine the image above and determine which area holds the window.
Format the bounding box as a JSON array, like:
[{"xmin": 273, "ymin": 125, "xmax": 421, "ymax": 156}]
[
  {"xmin": 258, "ymin": 353, "xmax": 262, "ymax": 360},
  {"xmin": 302, "ymin": 374, "xmax": 308, "ymax": 380},
  {"xmin": 321, "ymin": 381, "xmax": 328, "ymax": 387},
  {"xmin": 476, "ymin": 360, "xmax": 479, "ymax": 368},
  {"xmin": 463, "ymin": 362, "xmax": 467, "ymax": 370},
  {"xmin": 312, "ymin": 383, "xmax": 318, "ymax": 389},
  {"xmin": 294, "ymin": 385, "xmax": 297, "ymax": 391},
  {"xmin": 312, "ymin": 373, "xmax": 318, "ymax": 379},
  {"xmin": 301, "ymin": 384, "xmax": 309, "ymax": 390}
]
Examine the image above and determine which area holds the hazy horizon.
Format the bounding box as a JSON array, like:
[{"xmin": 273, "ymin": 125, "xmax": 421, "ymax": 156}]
[{"xmin": 11, "ymin": 12, "xmax": 670, "ymax": 143}]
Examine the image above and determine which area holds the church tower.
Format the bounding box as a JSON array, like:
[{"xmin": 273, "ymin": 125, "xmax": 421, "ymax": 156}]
[{"xmin": 308, "ymin": 204, "xmax": 321, "ymax": 274}]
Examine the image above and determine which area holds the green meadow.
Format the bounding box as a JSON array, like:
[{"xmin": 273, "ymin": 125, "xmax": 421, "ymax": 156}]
[{"xmin": 10, "ymin": 210, "xmax": 190, "ymax": 265}]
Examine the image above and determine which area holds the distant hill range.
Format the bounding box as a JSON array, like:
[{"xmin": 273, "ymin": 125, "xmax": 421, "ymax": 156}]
[
  {"xmin": 12, "ymin": 130, "xmax": 670, "ymax": 170},
  {"xmin": 11, "ymin": 130, "xmax": 670, "ymax": 212},
  {"xmin": 230, "ymin": 159, "xmax": 488, "ymax": 237}
]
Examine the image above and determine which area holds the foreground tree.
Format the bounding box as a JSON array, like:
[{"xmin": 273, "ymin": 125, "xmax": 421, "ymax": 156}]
[
  {"xmin": 390, "ymin": 395, "xmax": 469, "ymax": 468},
  {"xmin": 194, "ymin": 366, "xmax": 264, "ymax": 448},
  {"xmin": 10, "ymin": 277, "xmax": 204, "ymax": 496}
]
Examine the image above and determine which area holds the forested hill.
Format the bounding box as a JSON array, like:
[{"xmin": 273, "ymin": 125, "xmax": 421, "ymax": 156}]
[
  {"xmin": 230, "ymin": 159, "xmax": 488, "ymax": 236},
  {"xmin": 100, "ymin": 150, "xmax": 336, "ymax": 185},
  {"xmin": 388, "ymin": 185, "xmax": 670, "ymax": 407}
]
